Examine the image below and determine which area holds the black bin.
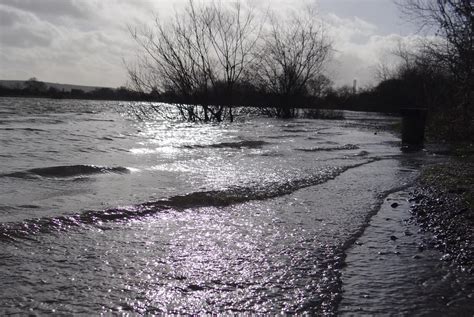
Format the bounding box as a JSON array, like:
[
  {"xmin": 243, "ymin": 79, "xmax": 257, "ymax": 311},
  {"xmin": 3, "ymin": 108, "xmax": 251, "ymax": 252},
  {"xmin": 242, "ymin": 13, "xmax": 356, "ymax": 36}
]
[{"xmin": 401, "ymin": 108, "xmax": 427, "ymax": 148}]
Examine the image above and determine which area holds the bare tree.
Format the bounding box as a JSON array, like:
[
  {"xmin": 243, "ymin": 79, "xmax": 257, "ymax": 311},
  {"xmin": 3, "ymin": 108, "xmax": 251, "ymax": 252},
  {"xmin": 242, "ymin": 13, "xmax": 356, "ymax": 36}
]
[
  {"xmin": 127, "ymin": 0, "xmax": 260, "ymax": 122},
  {"xmin": 251, "ymin": 7, "xmax": 332, "ymax": 118},
  {"xmin": 204, "ymin": 1, "xmax": 261, "ymax": 121},
  {"xmin": 375, "ymin": 61, "xmax": 396, "ymax": 82},
  {"xmin": 128, "ymin": 1, "xmax": 212, "ymax": 121}
]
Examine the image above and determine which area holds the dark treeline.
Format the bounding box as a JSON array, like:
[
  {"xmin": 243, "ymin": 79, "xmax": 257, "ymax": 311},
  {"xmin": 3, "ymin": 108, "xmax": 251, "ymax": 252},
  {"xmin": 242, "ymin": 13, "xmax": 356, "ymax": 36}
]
[
  {"xmin": 1, "ymin": 62, "xmax": 467, "ymax": 128},
  {"xmin": 0, "ymin": 77, "xmax": 332, "ymax": 110},
  {"xmin": 0, "ymin": 78, "xmax": 149, "ymax": 101}
]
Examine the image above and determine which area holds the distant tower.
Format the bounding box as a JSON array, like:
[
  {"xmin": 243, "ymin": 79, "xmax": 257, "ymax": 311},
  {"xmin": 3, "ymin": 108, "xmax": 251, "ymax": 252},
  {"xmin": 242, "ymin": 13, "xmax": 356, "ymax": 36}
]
[{"xmin": 352, "ymin": 79, "xmax": 357, "ymax": 94}]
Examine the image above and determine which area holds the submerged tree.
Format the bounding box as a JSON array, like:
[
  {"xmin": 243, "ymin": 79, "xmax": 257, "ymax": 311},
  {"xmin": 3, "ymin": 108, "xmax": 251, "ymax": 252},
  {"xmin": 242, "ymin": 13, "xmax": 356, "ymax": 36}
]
[
  {"xmin": 251, "ymin": 7, "xmax": 332, "ymax": 118},
  {"xmin": 205, "ymin": 1, "xmax": 261, "ymax": 121},
  {"xmin": 127, "ymin": 0, "xmax": 333, "ymax": 122},
  {"xmin": 128, "ymin": 0, "xmax": 260, "ymax": 122}
]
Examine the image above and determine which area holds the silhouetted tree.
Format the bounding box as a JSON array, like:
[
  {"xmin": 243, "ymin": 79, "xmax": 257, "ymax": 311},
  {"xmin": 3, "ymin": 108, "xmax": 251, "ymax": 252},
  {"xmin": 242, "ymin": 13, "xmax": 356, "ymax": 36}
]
[
  {"xmin": 204, "ymin": 1, "xmax": 261, "ymax": 121},
  {"xmin": 128, "ymin": 0, "xmax": 259, "ymax": 122},
  {"xmin": 127, "ymin": 1, "xmax": 333, "ymax": 121},
  {"xmin": 251, "ymin": 7, "xmax": 332, "ymax": 118}
]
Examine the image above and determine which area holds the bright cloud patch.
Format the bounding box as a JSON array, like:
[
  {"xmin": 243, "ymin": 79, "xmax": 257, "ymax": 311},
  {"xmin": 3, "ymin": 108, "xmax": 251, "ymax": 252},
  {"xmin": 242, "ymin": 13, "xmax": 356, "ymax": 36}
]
[
  {"xmin": 0, "ymin": 0, "xmax": 424, "ymax": 89},
  {"xmin": 0, "ymin": 1, "xmax": 147, "ymax": 86},
  {"xmin": 324, "ymin": 13, "xmax": 423, "ymax": 88}
]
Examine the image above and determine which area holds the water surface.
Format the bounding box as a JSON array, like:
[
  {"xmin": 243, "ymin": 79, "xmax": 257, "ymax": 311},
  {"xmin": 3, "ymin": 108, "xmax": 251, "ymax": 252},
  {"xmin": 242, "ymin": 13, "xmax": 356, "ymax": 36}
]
[{"xmin": 0, "ymin": 98, "xmax": 432, "ymax": 314}]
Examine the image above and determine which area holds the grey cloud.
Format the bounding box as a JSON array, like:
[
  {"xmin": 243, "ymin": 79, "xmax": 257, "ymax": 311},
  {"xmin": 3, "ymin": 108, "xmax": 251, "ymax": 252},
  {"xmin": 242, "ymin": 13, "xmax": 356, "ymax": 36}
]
[
  {"xmin": 1, "ymin": 0, "xmax": 88, "ymax": 19},
  {"xmin": 0, "ymin": 25, "xmax": 53, "ymax": 48},
  {"xmin": 0, "ymin": 5, "xmax": 58, "ymax": 48},
  {"xmin": 0, "ymin": 0, "xmax": 421, "ymax": 89},
  {"xmin": 328, "ymin": 52, "xmax": 372, "ymax": 87},
  {"xmin": 0, "ymin": 6, "xmax": 18, "ymax": 26}
]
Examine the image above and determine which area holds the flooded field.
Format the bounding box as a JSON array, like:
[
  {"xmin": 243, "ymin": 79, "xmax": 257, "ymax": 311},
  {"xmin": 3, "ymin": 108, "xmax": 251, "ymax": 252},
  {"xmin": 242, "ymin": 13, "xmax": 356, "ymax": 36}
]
[{"xmin": 0, "ymin": 98, "xmax": 468, "ymax": 314}]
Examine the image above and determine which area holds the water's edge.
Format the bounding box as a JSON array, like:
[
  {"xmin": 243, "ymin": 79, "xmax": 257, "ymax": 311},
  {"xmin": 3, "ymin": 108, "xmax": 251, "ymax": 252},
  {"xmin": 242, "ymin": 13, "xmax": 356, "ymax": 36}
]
[{"xmin": 339, "ymin": 188, "xmax": 473, "ymax": 315}]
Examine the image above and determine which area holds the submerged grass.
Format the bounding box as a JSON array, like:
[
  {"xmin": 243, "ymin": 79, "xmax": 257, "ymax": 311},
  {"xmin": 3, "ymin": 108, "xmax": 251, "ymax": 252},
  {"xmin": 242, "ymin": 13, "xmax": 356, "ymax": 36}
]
[{"xmin": 302, "ymin": 109, "xmax": 345, "ymax": 120}]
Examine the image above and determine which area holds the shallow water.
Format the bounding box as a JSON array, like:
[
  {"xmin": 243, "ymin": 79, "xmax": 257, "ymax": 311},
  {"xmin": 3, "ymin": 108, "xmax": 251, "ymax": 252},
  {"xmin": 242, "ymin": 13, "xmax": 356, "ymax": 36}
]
[
  {"xmin": 0, "ymin": 97, "xmax": 458, "ymax": 314},
  {"xmin": 340, "ymin": 190, "xmax": 473, "ymax": 315}
]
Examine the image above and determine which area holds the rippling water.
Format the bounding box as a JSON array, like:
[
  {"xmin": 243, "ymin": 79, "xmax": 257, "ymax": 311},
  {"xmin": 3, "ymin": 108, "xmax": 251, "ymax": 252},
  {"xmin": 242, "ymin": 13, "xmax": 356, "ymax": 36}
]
[{"xmin": 0, "ymin": 97, "xmax": 427, "ymax": 314}]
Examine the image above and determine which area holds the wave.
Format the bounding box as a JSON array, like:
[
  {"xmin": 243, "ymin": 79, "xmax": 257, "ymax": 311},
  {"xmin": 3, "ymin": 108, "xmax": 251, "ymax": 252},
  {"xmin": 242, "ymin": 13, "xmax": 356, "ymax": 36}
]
[
  {"xmin": 282, "ymin": 129, "xmax": 309, "ymax": 133},
  {"xmin": 354, "ymin": 150, "xmax": 370, "ymax": 157},
  {"xmin": 99, "ymin": 136, "xmax": 114, "ymax": 141},
  {"xmin": 265, "ymin": 134, "xmax": 304, "ymax": 139},
  {"xmin": 0, "ymin": 127, "xmax": 46, "ymax": 132},
  {"xmin": 0, "ymin": 159, "xmax": 378, "ymax": 241},
  {"xmin": 81, "ymin": 118, "xmax": 115, "ymax": 122},
  {"xmin": 252, "ymin": 151, "xmax": 284, "ymax": 157},
  {"xmin": 295, "ymin": 144, "xmax": 360, "ymax": 152},
  {"xmin": 0, "ymin": 118, "xmax": 66, "ymax": 125},
  {"xmin": 2, "ymin": 165, "xmax": 130, "ymax": 179},
  {"xmin": 184, "ymin": 140, "xmax": 269, "ymax": 149}
]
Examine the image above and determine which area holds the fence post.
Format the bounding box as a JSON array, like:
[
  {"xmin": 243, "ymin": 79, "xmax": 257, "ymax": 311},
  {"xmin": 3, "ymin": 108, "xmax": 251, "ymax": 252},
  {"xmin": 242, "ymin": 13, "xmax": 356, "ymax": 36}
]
[{"xmin": 400, "ymin": 108, "xmax": 427, "ymax": 149}]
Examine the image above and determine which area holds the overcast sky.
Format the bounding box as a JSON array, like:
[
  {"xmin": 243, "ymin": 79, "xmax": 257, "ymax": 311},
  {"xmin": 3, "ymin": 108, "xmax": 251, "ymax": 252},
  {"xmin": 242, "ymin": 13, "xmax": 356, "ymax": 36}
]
[{"xmin": 0, "ymin": 0, "xmax": 423, "ymax": 88}]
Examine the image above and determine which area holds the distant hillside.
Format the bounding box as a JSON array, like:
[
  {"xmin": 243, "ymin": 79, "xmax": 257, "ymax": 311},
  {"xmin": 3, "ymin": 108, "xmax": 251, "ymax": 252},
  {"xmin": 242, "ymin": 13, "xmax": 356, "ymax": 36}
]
[
  {"xmin": 0, "ymin": 80, "xmax": 114, "ymax": 93},
  {"xmin": 0, "ymin": 79, "xmax": 151, "ymax": 101}
]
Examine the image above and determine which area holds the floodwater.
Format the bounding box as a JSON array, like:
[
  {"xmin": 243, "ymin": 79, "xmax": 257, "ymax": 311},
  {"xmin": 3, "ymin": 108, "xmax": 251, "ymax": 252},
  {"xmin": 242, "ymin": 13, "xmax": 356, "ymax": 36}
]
[{"xmin": 0, "ymin": 98, "xmax": 466, "ymax": 314}]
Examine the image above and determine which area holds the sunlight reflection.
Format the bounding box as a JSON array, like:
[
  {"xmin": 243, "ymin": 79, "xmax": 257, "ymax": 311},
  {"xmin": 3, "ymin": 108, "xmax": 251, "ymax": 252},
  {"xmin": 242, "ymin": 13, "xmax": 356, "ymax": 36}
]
[{"xmin": 130, "ymin": 147, "xmax": 180, "ymax": 155}]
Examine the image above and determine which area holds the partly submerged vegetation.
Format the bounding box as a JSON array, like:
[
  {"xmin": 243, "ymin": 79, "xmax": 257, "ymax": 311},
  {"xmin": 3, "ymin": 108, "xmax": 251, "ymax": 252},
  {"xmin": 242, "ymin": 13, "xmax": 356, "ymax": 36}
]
[
  {"xmin": 0, "ymin": 1, "xmax": 471, "ymax": 141},
  {"xmin": 127, "ymin": 0, "xmax": 332, "ymax": 122},
  {"xmin": 125, "ymin": 0, "xmax": 472, "ymax": 140}
]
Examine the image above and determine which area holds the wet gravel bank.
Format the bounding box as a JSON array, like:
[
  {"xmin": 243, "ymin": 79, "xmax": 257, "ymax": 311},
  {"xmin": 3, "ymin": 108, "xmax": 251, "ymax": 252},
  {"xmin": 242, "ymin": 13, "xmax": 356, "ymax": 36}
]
[{"xmin": 409, "ymin": 158, "xmax": 473, "ymax": 272}]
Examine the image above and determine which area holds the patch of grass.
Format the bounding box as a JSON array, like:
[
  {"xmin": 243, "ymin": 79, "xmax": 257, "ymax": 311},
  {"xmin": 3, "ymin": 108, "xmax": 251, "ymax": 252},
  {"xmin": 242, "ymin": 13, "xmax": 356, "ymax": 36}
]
[
  {"xmin": 388, "ymin": 121, "xmax": 401, "ymax": 135},
  {"xmin": 425, "ymin": 111, "xmax": 474, "ymax": 143},
  {"xmin": 302, "ymin": 109, "xmax": 344, "ymax": 120},
  {"xmin": 451, "ymin": 143, "xmax": 474, "ymax": 158},
  {"xmin": 420, "ymin": 159, "xmax": 474, "ymax": 209}
]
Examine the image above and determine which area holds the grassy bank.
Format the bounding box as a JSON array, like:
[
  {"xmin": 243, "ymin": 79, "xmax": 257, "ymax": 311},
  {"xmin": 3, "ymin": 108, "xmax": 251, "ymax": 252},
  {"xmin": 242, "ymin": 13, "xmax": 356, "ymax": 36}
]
[{"xmin": 410, "ymin": 146, "xmax": 473, "ymax": 271}]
